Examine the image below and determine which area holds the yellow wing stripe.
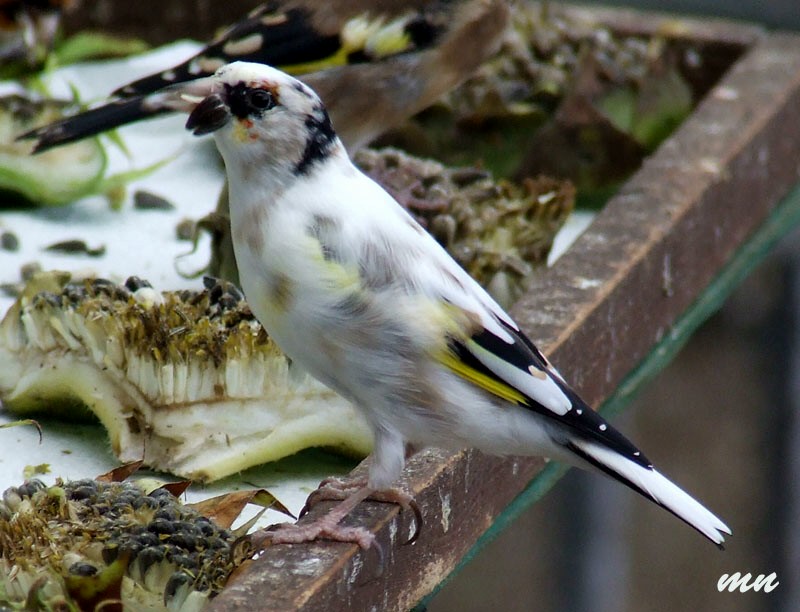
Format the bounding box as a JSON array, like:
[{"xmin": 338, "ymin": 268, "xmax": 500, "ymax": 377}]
[
  {"xmin": 438, "ymin": 350, "xmax": 528, "ymax": 406},
  {"xmin": 279, "ymin": 48, "xmax": 352, "ymax": 76},
  {"xmin": 280, "ymin": 14, "xmax": 414, "ymax": 75}
]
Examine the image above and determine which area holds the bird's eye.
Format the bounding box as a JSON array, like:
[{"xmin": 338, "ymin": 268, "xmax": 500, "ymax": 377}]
[{"xmin": 247, "ymin": 89, "xmax": 274, "ymax": 111}]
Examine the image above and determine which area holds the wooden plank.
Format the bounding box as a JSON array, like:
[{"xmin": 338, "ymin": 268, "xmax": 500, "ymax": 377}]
[
  {"xmin": 209, "ymin": 24, "xmax": 800, "ymax": 612},
  {"xmin": 562, "ymin": 3, "xmax": 764, "ymax": 44},
  {"xmin": 63, "ymin": 0, "xmax": 264, "ymax": 43}
]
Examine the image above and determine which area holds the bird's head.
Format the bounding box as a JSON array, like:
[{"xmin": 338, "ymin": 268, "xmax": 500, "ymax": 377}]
[{"xmin": 181, "ymin": 61, "xmax": 340, "ymax": 180}]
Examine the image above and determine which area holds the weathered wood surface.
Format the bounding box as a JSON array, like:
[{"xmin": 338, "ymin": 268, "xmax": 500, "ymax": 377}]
[
  {"xmin": 63, "ymin": 0, "xmax": 264, "ymax": 43},
  {"xmin": 210, "ymin": 29, "xmax": 800, "ymax": 612},
  {"xmin": 63, "ymin": 2, "xmax": 800, "ymax": 609}
]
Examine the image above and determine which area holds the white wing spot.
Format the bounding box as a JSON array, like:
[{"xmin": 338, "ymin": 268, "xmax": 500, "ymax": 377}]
[
  {"xmin": 223, "ymin": 33, "xmax": 265, "ymax": 56},
  {"xmin": 260, "ymin": 13, "xmax": 289, "ymax": 26},
  {"xmin": 599, "ymin": 424, "xmax": 607, "ymax": 431},
  {"xmin": 527, "ymin": 364, "xmax": 547, "ymax": 380},
  {"xmin": 197, "ymin": 56, "xmax": 227, "ymax": 74},
  {"xmin": 576, "ymin": 409, "xmax": 583, "ymax": 415}
]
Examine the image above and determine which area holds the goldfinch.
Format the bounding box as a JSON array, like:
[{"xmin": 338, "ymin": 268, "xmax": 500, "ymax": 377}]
[
  {"xmin": 24, "ymin": 0, "xmax": 509, "ymax": 152},
  {"xmin": 28, "ymin": 61, "xmax": 730, "ymax": 549}
]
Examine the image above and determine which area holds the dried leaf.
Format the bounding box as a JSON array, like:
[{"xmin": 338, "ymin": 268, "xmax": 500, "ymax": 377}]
[
  {"xmin": 188, "ymin": 489, "xmax": 294, "ymax": 530},
  {"xmin": 95, "ymin": 460, "xmax": 143, "ymax": 483},
  {"xmin": 160, "ymin": 480, "xmax": 192, "ymax": 497},
  {"xmin": 232, "ymin": 507, "xmax": 268, "ymax": 538}
]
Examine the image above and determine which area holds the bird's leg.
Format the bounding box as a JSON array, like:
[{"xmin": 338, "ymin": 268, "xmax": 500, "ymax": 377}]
[{"xmin": 299, "ymin": 446, "xmax": 423, "ymax": 541}]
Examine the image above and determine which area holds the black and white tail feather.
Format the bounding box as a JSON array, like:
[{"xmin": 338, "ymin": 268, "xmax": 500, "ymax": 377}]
[
  {"xmin": 567, "ymin": 437, "xmax": 731, "ymax": 547},
  {"xmin": 450, "ymin": 310, "xmax": 731, "ymax": 548}
]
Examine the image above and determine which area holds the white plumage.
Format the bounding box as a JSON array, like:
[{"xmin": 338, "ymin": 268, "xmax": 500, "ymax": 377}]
[{"xmin": 182, "ymin": 61, "xmax": 731, "ymax": 548}]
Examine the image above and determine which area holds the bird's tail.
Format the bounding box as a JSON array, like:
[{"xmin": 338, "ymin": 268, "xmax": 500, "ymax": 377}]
[
  {"xmin": 567, "ymin": 437, "xmax": 732, "ymax": 548},
  {"xmin": 17, "ymin": 95, "xmax": 167, "ymax": 153}
]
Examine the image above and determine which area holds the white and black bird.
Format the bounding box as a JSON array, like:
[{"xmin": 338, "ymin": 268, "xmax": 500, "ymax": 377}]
[{"xmin": 23, "ymin": 61, "xmax": 732, "ymax": 549}]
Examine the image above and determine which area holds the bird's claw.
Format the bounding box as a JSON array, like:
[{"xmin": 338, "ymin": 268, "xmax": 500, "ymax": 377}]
[{"xmin": 247, "ymin": 518, "xmax": 377, "ymax": 551}]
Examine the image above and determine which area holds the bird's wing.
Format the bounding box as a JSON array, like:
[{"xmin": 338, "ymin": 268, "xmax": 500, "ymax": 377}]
[
  {"xmin": 373, "ymin": 217, "xmax": 654, "ymax": 469},
  {"xmin": 354, "ymin": 206, "xmax": 732, "ymax": 545},
  {"xmin": 19, "ymin": 1, "xmax": 508, "ymax": 154},
  {"xmin": 114, "ymin": 2, "xmax": 449, "ymax": 97},
  {"xmin": 442, "ymin": 305, "xmax": 651, "ymax": 466},
  {"xmin": 396, "ymin": 222, "xmax": 732, "ymax": 547}
]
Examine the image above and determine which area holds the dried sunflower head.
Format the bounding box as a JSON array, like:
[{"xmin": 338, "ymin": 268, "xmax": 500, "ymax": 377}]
[
  {"xmin": 0, "ymin": 273, "xmax": 372, "ymax": 482},
  {"xmin": 376, "ymin": 4, "xmax": 696, "ymax": 196},
  {"xmin": 0, "ymin": 478, "xmax": 239, "ymax": 611}
]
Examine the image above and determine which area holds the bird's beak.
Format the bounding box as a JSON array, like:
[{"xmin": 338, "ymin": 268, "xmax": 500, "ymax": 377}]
[
  {"xmin": 172, "ymin": 77, "xmax": 231, "ymax": 137},
  {"xmin": 147, "ymin": 76, "xmax": 231, "ymax": 136},
  {"xmin": 185, "ymin": 93, "xmax": 231, "ymax": 136}
]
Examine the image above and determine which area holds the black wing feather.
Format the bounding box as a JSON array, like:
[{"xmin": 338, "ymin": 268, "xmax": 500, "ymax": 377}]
[
  {"xmin": 114, "ymin": 4, "xmax": 447, "ymax": 98},
  {"xmin": 463, "ymin": 319, "xmax": 652, "ymax": 469},
  {"xmin": 115, "ymin": 6, "xmax": 340, "ymax": 97}
]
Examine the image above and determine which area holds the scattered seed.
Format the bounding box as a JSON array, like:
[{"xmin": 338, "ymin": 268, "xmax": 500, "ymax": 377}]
[
  {"xmin": 134, "ymin": 190, "xmax": 175, "ymax": 211},
  {"xmin": 176, "ymin": 218, "xmax": 196, "ymax": 241},
  {"xmin": 0, "ymin": 283, "xmax": 19, "ymax": 297},
  {"xmin": 20, "ymin": 261, "xmax": 41, "ymax": 281},
  {"xmin": 68, "ymin": 562, "xmax": 98, "ymax": 576},
  {"xmin": 125, "ymin": 276, "xmax": 152, "ymax": 292},
  {"xmin": 1, "ymin": 231, "xmax": 19, "ymax": 251},
  {"xmin": 44, "ymin": 240, "xmax": 106, "ymax": 257}
]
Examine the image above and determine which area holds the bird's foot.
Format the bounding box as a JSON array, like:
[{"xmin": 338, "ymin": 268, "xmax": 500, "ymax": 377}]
[
  {"xmin": 302, "ymin": 477, "xmax": 422, "ymax": 544},
  {"xmin": 246, "ymin": 485, "xmax": 378, "ymax": 551},
  {"xmin": 244, "ymin": 479, "xmax": 422, "ymax": 555}
]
